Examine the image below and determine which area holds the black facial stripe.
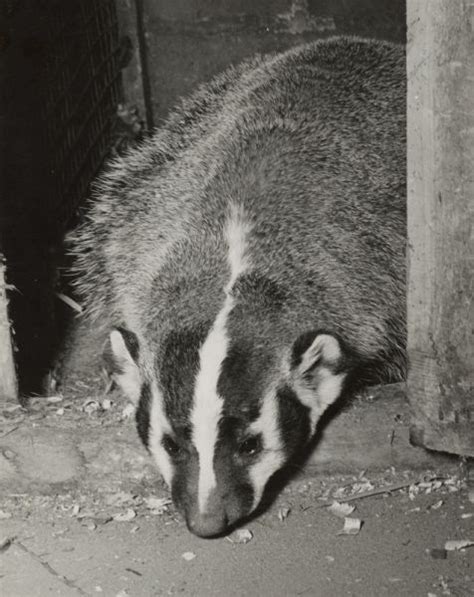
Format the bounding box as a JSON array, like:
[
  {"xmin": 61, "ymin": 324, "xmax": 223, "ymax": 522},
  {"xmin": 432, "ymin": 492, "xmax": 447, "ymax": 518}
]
[
  {"xmin": 115, "ymin": 326, "xmax": 140, "ymax": 363},
  {"xmin": 213, "ymin": 443, "xmax": 255, "ymax": 515},
  {"xmin": 229, "ymin": 480, "xmax": 254, "ymax": 515},
  {"xmin": 173, "ymin": 424, "xmax": 192, "ymax": 441},
  {"xmin": 217, "ymin": 342, "xmax": 270, "ymax": 420},
  {"xmin": 217, "ymin": 416, "xmax": 263, "ymax": 454},
  {"xmin": 135, "ymin": 382, "xmax": 151, "ymax": 448},
  {"xmin": 277, "ymin": 385, "xmax": 311, "ymax": 456},
  {"xmin": 170, "ymin": 451, "xmax": 199, "ymax": 514},
  {"xmin": 159, "ymin": 325, "xmax": 209, "ymax": 425}
]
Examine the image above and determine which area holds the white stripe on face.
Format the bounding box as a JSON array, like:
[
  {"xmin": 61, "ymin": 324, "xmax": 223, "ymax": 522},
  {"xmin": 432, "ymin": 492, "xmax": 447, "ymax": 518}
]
[
  {"xmin": 191, "ymin": 204, "xmax": 252, "ymax": 514},
  {"xmin": 148, "ymin": 381, "xmax": 174, "ymax": 487},
  {"xmin": 248, "ymin": 387, "xmax": 285, "ymax": 510}
]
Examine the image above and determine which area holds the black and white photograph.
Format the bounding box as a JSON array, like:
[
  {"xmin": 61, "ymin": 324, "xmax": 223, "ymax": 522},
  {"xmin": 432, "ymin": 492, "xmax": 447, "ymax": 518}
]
[{"xmin": 0, "ymin": 1, "xmax": 473, "ymax": 595}]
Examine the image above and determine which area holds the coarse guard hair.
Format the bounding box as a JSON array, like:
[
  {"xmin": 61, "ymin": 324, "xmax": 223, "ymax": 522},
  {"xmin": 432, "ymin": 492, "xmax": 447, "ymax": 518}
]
[{"xmin": 70, "ymin": 36, "xmax": 406, "ymax": 537}]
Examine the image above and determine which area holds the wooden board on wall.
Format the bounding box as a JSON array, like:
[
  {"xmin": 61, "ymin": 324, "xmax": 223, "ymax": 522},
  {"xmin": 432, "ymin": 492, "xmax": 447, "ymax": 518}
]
[
  {"xmin": 407, "ymin": 1, "xmax": 474, "ymax": 456},
  {"xmin": 115, "ymin": 0, "xmax": 153, "ymax": 130},
  {"xmin": 0, "ymin": 257, "xmax": 17, "ymax": 404}
]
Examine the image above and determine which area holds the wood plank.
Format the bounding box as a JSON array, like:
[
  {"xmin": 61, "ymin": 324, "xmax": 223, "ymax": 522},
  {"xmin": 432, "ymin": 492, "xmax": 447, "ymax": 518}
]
[
  {"xmin": 407, "ymin": 0, "xmax": 474, "ymax": 456},
  {"xmin": 0, "ymin": 256, "xmax": 17, "ymax": 404},
  {"xmin": 115, "ymin": 0, "xmax": 153, "ymax": 129},
  {"xmin": 308, "ymin": 384, "xmax": 453, "ymax": 472}
]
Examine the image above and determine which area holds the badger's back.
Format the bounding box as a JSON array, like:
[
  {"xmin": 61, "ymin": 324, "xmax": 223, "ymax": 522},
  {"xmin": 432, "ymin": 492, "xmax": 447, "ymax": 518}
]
[{"xmin": 71, "ymin": 36, "xmax": 405, "ymax": 381}]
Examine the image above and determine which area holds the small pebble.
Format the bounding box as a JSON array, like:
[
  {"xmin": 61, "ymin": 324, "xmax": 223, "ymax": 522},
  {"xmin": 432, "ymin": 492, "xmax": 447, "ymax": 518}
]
[
  {"xmin": 233, "ymin": 529, "xmax": 253, "ymax": 544},
  {"xmin": 278, "ymin": 506, "xmax": 291, "ymax": 521},
  {"xmin": 122, "ymin": 404, "xmax": 135, "ymax": 418},
  {"xmin": 429, "ymin": 548, "xmax": 447, "ymax": 560},
  {"xmin": 113, "ymin": 508, "xmax": 136, "ymax": 522},
  {"xmin": 101, "ymin": 398, "xmax": 112, "ymax": 410}
]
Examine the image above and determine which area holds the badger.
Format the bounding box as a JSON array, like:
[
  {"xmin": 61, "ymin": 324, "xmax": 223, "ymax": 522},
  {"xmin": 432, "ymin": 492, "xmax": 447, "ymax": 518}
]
[{"xmin": 71, "ymin": 37, "xmax": 406, "ymax": 537}]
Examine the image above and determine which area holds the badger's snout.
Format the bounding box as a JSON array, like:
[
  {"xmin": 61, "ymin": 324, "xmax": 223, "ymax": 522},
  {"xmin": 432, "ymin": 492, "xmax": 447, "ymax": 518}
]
[
  {"xmin": 183, "ymin": 487, "xmax": 231, "ymax": 537},
  {"xmin": 175, "ymin": 476, "xmax": 254, "ymax": 538},
  {"xmin": 186, "ymin": 508, "xmax": 229, "ymax": 538}
]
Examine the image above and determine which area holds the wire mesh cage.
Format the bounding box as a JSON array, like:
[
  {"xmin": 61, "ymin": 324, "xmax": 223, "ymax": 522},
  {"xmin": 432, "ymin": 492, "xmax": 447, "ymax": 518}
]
[
  {"xmin": 0, "ymin": 0, "xmax": 127, "ymax": 395},
  {"xmin": 42, "ymin": 0, "xmax": 123, "ymax": 231}
]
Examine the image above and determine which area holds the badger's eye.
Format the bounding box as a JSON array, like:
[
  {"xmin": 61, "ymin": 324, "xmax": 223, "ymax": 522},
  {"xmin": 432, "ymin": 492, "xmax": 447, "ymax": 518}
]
[
  {"xmin": 238, "ymin": 435, "xmax": 262, "ymax": 457},
  {"xmin": 162, "ymin": 435, "xmax": 181, "ymax": 456}
]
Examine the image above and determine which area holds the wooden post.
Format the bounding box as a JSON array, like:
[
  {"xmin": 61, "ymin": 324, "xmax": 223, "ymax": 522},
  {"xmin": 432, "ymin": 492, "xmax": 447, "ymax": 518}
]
[
  {"xmin": 115, "ymin": 0, "xmax": 153, "ymax": 130},
  {"xmin": 407, "ymin": 1, "xmax": 474, "ymax": 456},
  {"xmin": 0, "ymin": 256, "xmax": 17, "ymax": 403}
]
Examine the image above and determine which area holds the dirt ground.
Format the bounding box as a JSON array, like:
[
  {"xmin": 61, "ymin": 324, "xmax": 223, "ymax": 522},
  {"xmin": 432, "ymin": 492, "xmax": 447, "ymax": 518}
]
[
  {"xmin": 1, "ymin": 462, "xmax": 473, "ymax": 597},
  {"xmin": 1, "ymin": 326, "xmax": 473, "ymax": 597}
]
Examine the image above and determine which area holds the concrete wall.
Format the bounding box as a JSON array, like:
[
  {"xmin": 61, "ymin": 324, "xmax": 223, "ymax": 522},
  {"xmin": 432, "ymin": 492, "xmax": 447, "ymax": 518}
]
[{"xmin": 140, "ymin": 0, "xmax": 406, "ymax": 123}]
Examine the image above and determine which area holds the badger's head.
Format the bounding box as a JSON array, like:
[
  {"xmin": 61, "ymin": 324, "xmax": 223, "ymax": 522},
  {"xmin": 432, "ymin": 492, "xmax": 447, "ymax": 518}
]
[
  {"xmin": 102, "ymin": 205, "xmax": 350, "ymax": 537},
  {"xmin": 105, "ymin": 321, "xmax": 349, "ymax": 538}
]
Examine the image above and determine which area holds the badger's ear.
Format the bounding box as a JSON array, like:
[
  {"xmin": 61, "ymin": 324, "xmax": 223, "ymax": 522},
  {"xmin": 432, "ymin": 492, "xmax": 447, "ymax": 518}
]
[
  {"xmin": 103, "ymin": 327, "xmax": 141, "ymax": 403},
  {"xmin": 290, "ymin": 331, "xmax": 347, "ymax": 428}
]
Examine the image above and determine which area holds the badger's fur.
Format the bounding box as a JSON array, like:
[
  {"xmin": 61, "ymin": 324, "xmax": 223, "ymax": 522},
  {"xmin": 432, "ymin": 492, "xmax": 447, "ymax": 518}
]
[{"xmin": 71, "ymin": 37, "xmax": 406, "ymax": 537}]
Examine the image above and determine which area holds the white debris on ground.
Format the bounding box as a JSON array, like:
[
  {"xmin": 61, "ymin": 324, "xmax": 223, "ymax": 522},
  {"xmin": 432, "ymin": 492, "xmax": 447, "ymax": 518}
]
[
  {"xmin": 144, "ymin": 496, "xmax": 172, "ymax": 515},
  {"xmin": 0, "ymin": 384, "xmax": 137, "ymax": 428},
  {"xmin": 82, "ymin": 399, "xmax": 101, "ymax": 415},
  {"xmin": 327, "ymin": 501, "xmax": 361, "ymax": 535},
  {"xmin": 121, "ymin": 403, "xmax": 135, "ymax": 419},
  {"xmin": 277, "ymin": 468, "xmax": 471, "ymax": 548},
  {"xmin": 444, "ymin": 540, "xmax": 474, "ymax": 551},
  {"xmin": 328, "ymin": 501, "xmax": 356, "ymax": 518},
  {"xmin": 277, "ymin": 505, "xmax": 291, "ymax": 522},
  {"xmin": 113, "ymin": 508, "xmax": 137, "ymax": 522},
  {"xmin": 181, "ymin": 551, "xmax": 196, "ymax": 561},
  {"xmin": 314, "ymin": 470, "xmax": 466, "ymax": 505},
  {"xmin": 228, "ymin": 529, "xmax": 254, "ymax": 544},
  {"xmin": 337, "ymin": 517, "xmax": 363, "ymax": 536},
  {"xmin": 105, "ymin": 492, "xmax": 138, "ymax": 508},
  {"xmin": 46, "ymin": 489, "xmax": 176, "ymax": 536},
  {"xmin": 46, "ymin": 395, "xmax": 63, "ymax": 403}
]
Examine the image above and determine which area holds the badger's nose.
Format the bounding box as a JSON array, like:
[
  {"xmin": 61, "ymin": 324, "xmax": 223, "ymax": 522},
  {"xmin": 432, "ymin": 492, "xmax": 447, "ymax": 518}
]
[{"xmin": 186, "ymin": 510, "xmax": 229, "ymax": 538}]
